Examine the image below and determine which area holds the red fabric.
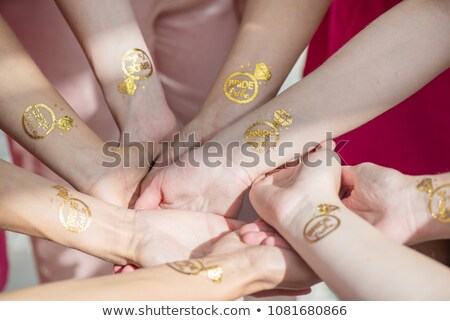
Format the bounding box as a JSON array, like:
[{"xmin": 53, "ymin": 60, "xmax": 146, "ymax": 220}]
[
  {"xmin": 0, "ymin": 231, "xmax": 7, "ymax": 291},
  {"xmin": 304, "ymin": 0, "xmax": 450, "ymax": 175}
]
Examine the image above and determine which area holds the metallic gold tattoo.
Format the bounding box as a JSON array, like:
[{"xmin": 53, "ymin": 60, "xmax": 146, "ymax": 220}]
[
  {"xmin": 303, "ymin": 204, "xmax": 341, "ymax": 243},
  {"xmin": 244, "ymin": 109, "xmax": 292, "ymax": 153},
  {"xmin": 22, "ymin": 104, "xmax": 73, "ymax": 139},
  {"xmin": 118, "ymin": 48, "xmax": 153, "ymax": 95},
  {"xmin": 224, "ymin": 62, "xmax": 271, "ymax": 104},
  {"xmin": 52, "ymin": 185, "xmax": 92, "ymax": 233},
  {"xmin": 417, "ymin": 178, "xmax": 450, "ymax": 223},
  {"xmin": 168, "ymin": 259, "xmax": 223, "ymax": 283}
]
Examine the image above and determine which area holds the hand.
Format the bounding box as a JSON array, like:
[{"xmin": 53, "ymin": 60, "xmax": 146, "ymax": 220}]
[
  {"xmin": 340, "ymin": 163, "xmax": 427, "ymax": 245},
  {"xmin": 135, "ymin": 147, "xmax": 253, "ymax": 218},
  {"xmin": 122, "ymin": 209, "xmax": 244, "ymax": 269},
  {"xmin": 249, "ymin": 145, "xmax": 342, "ymax": 230},
  {"xmin": 207, "ymin": 225, "xmax": 318, "ymax": 296}
]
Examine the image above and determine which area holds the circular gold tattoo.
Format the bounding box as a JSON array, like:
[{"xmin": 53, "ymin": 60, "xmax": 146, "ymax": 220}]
[
  {"xmin": 417, "ymin": 178, "xmax": 450, "ymax": 223},
  {"xmin": 59, "ymin": 198, "xmax": 92, "ymax": 234},
  {"xmin": 118, "ymin": 48, "xmax": 153, "ymax": 95},
  {"xmin": 22, "ymin": 104, "xmax": 56, "ymax": 139},
  {"xmin": 303, "ymin": 204, "xmax": 341, "ymax": 243}
]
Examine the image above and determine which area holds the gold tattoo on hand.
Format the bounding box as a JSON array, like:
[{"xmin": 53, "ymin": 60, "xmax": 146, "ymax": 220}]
[
  {"xmin": 224, "ymin": 62, "xmax": 272, "ymax": 104},
  {"xmin": 52, "ymin": 185, "xmax": 92, "ymax": 233},
  {"xmin": 118, "ymin": 48, "xmax": 153, "ymax": 95},
  {"xmin": 244, "ymin": 109, "xmax": 292, "ymax": 153},
  {"xmin": 22, "ymin": 104, "xmax": 73, "ymax": 139},
  {"xmin": 304, "ymin": 204, "xmax": 341, "ymax": 243},
  {"xmin": 417, "ymin": 178, "xmax": 450, "ymax": 223},
  {"xmin": 168, "ymin": 259, "xmax": 223, "ymax": 283}
]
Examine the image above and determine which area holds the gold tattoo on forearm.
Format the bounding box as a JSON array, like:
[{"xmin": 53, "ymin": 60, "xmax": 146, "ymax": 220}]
[
  {"xmin": 224, "ymin": 62, "xmax": 272, "ymax": 104},
  {"xmin": 22, "ymin": 103, "xmax": 73, "ymax": 139},
  {"xmin": 304, "ymin": 204, "xmax": 341, "ymax": 243},
  {"xmin": 52, "ymin": 185, "xmax": 92, "ymax": 233},
  {"xmin": 168, "ymin": 259, "xmax": 223, "ymax": 283},
  {"xmin": 118, "ymin": 48, "xmax": 153, "ymax": 95},
  {"xmin": 417, "ymin": 178, "xmax": 450, "ymax": 223},
  {"xmin": 244, "ymin": 109, "xmax": 292, "ymax": 152}
]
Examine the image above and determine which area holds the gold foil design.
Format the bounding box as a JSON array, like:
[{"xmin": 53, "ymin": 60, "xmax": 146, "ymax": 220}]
[
  {"xmin": 52, "ymin": 185, "xmax": 92, "ymax": 233},
  {"xmin": 224, "ymin": 62, "xmax": 271, "ymax": 104},
  {"xmin": 22, "ymin": 104, "xmax": 73, "ymax": 139},
  {"xmin": 417, "ymin": 178, "xmax": 450, "ymax": 223},
  {"xmin": 118, "ymin": 48, "xmax": 153, "ymax": 95},
  {"xmin": 244, "ymin": 109, "xmax": 292, "ymax": 153},
  {"xmin": 304, "ymin": 204, "xmax": 341, "ymax": 243},
  {"xmin": 168, "ymin": 259, "xmax": 223, "ymax": 283}
]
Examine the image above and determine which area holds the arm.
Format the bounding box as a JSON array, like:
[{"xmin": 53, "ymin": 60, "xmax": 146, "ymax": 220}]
[
  {"xmin": 247, "ymin": 147, "xmax": 450, "ymax": 300},
  {"xmin": 180, "ymin": 0, "xmax": 331, "ymax": 144},
  {"xmin": 0, "ymin": 160, "xmax": 242, "ymax": 268},
  {"xmin": 1, "ymin": 230, "xmax": 316, "ymax": 300},
  {"xmin": 341, "ymin": 163, "xmax": 450, "ymax": 245},
  {"xmin": 0, "ymin": 15, "xmax": 147, "ymax": 206},
  {"xmin": 55, "ymin": 0, "xmax": 177, "ymax": 143}
]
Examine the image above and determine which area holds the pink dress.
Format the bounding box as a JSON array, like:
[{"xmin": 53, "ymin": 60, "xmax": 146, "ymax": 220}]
[{"xmin": 304, "ymin": 0, "xmax": 450, "ymax": 174}]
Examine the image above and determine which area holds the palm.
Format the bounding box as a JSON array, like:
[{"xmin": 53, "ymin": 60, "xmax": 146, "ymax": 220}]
[{"xmin": 133, "ymin": 210, "xmax": 243, "ymax": 267}]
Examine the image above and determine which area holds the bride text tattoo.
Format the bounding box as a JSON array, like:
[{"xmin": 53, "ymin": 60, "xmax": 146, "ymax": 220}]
[
  {"xmin": 118, "ymin": 48, "xmax": 153, "ymax": 95},
  {"xmin": 244, "ymin": 109, "xmax": 293, "ymax": 153},
  {"xmin": 417, "ymin": 178, "xmax": 450, "ymax": 223},
  {"xmin": 168, "ymin": 259, "xmax": 223, "ymax": 283},
  {"xmin": 52, "ymin": 185, "xmax": 92, "ymax": 233},
  {"xmin": 304, "ymin": 204, "xmax": 341, "ymax": 243},
  {"xmin": 22, "ymin": 103, "xmax": 73, "ymax": 139}
]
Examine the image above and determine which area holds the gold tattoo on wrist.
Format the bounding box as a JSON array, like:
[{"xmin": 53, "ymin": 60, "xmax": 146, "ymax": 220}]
[
  {"xmin": 417, "ymin": 178, "xmax": 450, "ymax": 223},
  {"xmin": 304, "ymin": 204, "xmax": 341, "ymax": 243},
  {"xmin": 52, "ymin": 185, "xmax": 92, "ymax": 233},
  {"xmin": 168, "ymin": 259, "xmax": 223, "ymax": 283},
  {"xmin": 244, "ymin": 109, "xmax": 292, "ymax": 153},
  {"xmin": 118, "ymin": 48, "xmax": 153, "ymax": 95},
  {"xmin": 22, "ymin": 104, "xmax": 73, "ymax": 139},
  {"xmin": 224, "ymin": 62, "xmax": 271, "ymax": 104}
]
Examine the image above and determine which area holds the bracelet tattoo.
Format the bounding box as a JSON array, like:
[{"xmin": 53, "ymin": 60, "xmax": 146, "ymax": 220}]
[
  {"xmin": 224, "ymin": 62, "xmax": 271, "ymax": 104},
  {"xmin": 417, "ymin": 178, "xmax": 450, "ymax": 223},
  {"xmin": 168, "ymin": 259, "xmax": 223, "ymax": 283},
  {"xmin": 244, "ymin": 109, "xmax": 292, "ymax": 153},
  {"xmin": 22, "ymin": 103, "xmax": 73, "ymax": 139},
  {"xmin": 303, "ymin": 204, "xmax": 341, "ymax": 243},
  {"xmin": 52, "ymin": 185, "xmax": 92, "ymax": 233},
  {"xmin": 118, "ymin": 48, "xmax": 153, "ymax": 95}
]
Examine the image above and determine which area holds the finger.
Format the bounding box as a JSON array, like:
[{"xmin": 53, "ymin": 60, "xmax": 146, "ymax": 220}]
[
  {"xmin": 240, "ymin": 221, "xmax": 275, "ymax": 235},
  {"xmin": 262, "ymin": 235, "xmax": 292, "ymax": 250},
  {"xmin": 120, "ymin": 264, "xmax": 139, "ymax": 273},
  {"xmin": 112, "ymin": 264, "xmax": 124, "ymax": 274},
  {"xmin": 241, "ymin": 231, "xmax": 269, "ymax": 245},
  {"xmin": 341, "ymin": 165, "xmax": 357, "ymax": 188},
  {"xmin": 134, "ymin": 174, "xmax": 163, "ymax": 210}
]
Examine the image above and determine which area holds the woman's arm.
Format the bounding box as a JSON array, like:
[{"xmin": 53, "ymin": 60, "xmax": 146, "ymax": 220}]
[
  {"xmin": 247, "ymin": 147, "xmax": 450, "ymax": 300},
  {"xmin": 180, "ymin": 0, "xmax": 331, "ymax": 144},
  {"xmin": 55, "ymin": 0, "xmax": 177, "ymax": 143}
]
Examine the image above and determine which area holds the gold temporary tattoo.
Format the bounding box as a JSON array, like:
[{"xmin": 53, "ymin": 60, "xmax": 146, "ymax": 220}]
[
  {"xmin": 22, "ymin": 104, "xmax": 73, "ymax": 139},
  {"xmin": 244, "ymin": 109, "xmax": 292, "ymax": 152},
  {"xmin": 52, "ymin": 185, "xmax": 92, "ymax": 233},
  {"xmin": 168, "ymin": 259, "xmax": 223, "ymax": 283},
  {"xmin": 417, "ymin": 178, "xmax": 450, "ymax": 223},
  {"xmin": 118, "ymin": 48, "xmax": 153, "ymax": 95},
  {"xmin": 224, "ymin": 62, "xmax": 271, "ymax": 104},
  {"xmin": 303, "ymin": 204, "xmax": 341, "ymax": 243}
]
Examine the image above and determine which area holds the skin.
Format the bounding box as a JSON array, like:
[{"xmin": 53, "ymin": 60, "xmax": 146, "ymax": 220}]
[
  {"xmin": 0, "ymin": 15, "xmax": 147, "ymax": 208},
  {"xmin": 0, "ymin": 230, "xmax": 316, "ymax": 300},
  {"xmin": 55, "ymin": 0, "xmax": 178, "ymax": 144},
  {"xmin": 136, "ymin": 0, "xmax": 450, "ymax": 216},
  {"xmin": 0, "ymin": 160, "xmax": 243, "ymax": 268},
  {"xmin": 243, "ymin": 146, "xmax": 450, "ymax": 300},
  {"xmin": 341, "ymin": 163, "xmax": 450, "ymax": 245}
]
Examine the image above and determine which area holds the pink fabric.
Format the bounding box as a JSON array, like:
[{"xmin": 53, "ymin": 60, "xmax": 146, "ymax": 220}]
[
  {"xmin": 304, "ymin": 0, "xmax": 450, "ymax": 175},
  {"xmin": 0, "ymin": 231, "xmax": 7, "ymax": 291},
  {"xmin": 0, "ymin": 0, "xmax": 241, "ymax": 284}
]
